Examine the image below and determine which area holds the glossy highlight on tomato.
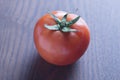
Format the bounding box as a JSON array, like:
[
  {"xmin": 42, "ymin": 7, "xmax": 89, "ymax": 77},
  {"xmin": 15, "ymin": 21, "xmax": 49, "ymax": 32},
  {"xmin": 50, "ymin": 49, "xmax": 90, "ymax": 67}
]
[{"xmin": 34, "ymin": 11, "xmax": 90, "ymax": 66}]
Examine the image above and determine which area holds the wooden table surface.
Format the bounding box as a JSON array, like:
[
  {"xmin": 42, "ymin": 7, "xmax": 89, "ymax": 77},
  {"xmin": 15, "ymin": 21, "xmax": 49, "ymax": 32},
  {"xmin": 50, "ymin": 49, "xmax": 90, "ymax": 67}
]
[{"xmin": 0, "ymin": 0, "xmax": 120, "ymax": 80}]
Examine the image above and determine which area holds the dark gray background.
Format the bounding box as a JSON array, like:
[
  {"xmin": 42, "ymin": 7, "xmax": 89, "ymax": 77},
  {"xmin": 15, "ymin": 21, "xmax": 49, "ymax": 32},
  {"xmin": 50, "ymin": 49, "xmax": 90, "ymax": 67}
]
[{"xmin": 0, "ymin": 0, "xmax": 120, "ymax": 80}]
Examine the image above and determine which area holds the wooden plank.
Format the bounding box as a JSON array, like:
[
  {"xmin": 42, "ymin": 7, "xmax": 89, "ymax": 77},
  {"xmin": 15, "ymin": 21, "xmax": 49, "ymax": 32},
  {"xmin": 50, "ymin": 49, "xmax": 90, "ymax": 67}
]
[{"xmin": 0, "ymin": 0, "xmax": 120, "ymax": 80}]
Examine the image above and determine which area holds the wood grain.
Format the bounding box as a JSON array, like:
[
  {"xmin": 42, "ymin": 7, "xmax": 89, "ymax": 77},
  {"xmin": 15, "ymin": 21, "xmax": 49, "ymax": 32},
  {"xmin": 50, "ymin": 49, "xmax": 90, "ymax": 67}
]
[{"xmin": 0, "ymin": 0, "xmax": 120, "ymax": 80}]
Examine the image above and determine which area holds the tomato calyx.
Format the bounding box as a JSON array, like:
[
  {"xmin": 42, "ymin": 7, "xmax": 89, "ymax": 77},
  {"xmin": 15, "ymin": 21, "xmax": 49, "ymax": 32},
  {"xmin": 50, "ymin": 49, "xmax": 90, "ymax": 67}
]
[{"xmin": 44, "ymin": 13, "xmax": 80, "ymax": 32}]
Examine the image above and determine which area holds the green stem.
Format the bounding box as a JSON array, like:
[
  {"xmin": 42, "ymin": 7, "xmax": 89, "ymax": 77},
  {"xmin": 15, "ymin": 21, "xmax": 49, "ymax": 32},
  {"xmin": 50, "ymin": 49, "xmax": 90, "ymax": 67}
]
[{"xmin": 44, "ymin": 13, "xmax": 80, "ymax": 32}]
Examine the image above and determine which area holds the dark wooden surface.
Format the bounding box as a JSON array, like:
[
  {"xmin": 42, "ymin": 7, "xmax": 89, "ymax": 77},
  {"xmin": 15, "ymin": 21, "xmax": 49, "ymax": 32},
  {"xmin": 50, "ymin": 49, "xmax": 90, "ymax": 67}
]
[{"xmin": 0, "ymin": 0, "xmax": 120, "ymax": 80}]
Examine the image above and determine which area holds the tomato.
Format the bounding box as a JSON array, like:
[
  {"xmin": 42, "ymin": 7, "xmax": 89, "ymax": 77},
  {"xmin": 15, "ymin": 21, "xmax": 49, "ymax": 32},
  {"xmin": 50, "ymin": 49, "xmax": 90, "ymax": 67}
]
[{"xmin": 34, "ymin": 11, "xmax": 90, "ymax": 66}]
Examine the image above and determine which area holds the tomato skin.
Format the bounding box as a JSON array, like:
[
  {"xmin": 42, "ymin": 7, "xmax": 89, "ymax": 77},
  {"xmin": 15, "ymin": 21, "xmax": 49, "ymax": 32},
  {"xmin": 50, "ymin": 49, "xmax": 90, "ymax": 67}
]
[{"xmin": 34, "ymin": 11, "xmax": 90, "ymax": 66}]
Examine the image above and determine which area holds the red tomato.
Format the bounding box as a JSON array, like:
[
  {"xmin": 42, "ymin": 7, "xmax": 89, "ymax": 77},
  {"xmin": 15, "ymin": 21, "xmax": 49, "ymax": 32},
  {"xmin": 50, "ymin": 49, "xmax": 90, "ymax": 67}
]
[{"xmin": 34, "ymin": 11, "xmax": 90, "ymax": 66}]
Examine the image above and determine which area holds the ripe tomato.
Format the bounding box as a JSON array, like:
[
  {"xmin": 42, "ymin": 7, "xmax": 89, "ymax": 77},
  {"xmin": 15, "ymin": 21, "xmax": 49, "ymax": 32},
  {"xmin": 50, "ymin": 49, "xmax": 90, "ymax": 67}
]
[{"xmin": 34, "ymin": 11, "xmax": 90, "ymax": 66}]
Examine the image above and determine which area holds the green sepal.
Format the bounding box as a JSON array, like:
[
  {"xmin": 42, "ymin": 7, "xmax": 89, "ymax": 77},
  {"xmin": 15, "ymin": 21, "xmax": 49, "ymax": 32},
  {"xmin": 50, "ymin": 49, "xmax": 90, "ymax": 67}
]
[
  {"xmin": 44, "ymin": 24, "xmax": 59, "ymax": 30},
  {"xmin": 49, "ymin": 13, "xmax": 61, "ymax": 24},
  {"xmin": 45, "ymin": 13, "xmax": 80, "ymax": 32},
  {"xmin": 61, "ymin": 27, "xmax": 77, "ymax": 32},
  {"xmin": 67, "ymin": 16, "xmax": 80, "ymax": 26},
  {"xmin": 61, "ymin": 14, "xmax": 68, "ymax": 22}
]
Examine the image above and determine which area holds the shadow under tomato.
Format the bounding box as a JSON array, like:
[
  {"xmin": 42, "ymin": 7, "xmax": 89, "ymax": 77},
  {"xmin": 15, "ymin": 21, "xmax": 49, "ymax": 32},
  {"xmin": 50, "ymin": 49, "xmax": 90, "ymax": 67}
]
[{"xmin": 27, "ymin": 52, "xmax": 79, "ymax": 80}]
